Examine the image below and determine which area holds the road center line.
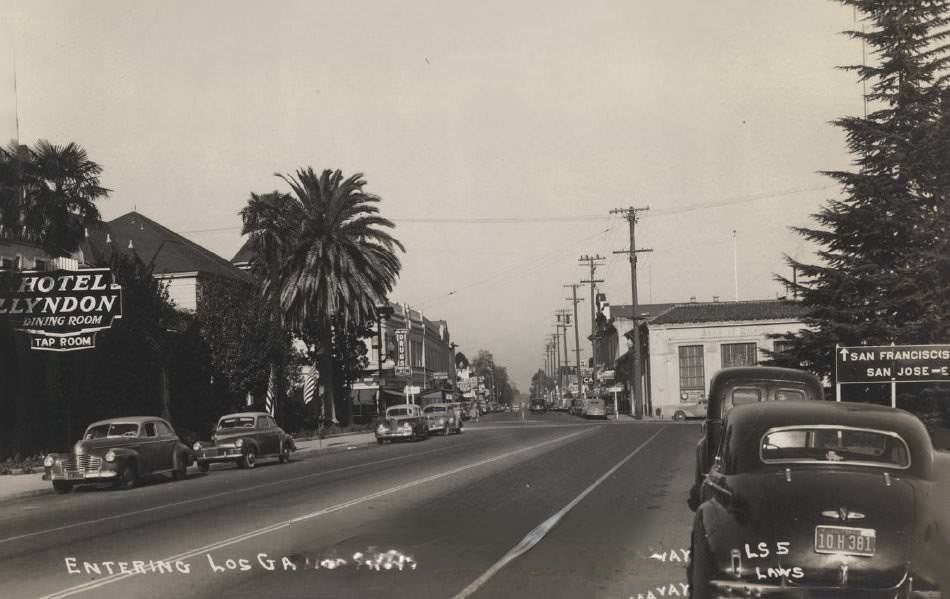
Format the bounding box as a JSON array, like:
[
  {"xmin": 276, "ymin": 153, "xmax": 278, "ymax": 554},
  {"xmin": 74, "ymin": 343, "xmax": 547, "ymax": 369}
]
[
  {"xmin": 451, "ymin": 426, "xmax": 667, "ymax": 599},
  {"xmin": 0, "ymin": 440, "xmax": 479, "ymax": 546},
  {"xmin": 39, "ymin": 428, "xmax": 591, "ymax": 599}
]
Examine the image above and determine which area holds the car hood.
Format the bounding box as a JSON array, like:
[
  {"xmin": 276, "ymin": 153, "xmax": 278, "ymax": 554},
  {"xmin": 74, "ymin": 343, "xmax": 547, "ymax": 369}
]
[
  {"xmin": 750, "ymin": 468, "xmax": 915, "ymax": 589},
  {"xmin": 212, "ymin": 429, "xmax": 257, "ymax": 444},
  {"xmin": 383, "ymin": 416, "xmax": 418, "ymax": 425},
  {"xmin": 72, "ymin": 437, "xmax": 138, "ymax": 456}
]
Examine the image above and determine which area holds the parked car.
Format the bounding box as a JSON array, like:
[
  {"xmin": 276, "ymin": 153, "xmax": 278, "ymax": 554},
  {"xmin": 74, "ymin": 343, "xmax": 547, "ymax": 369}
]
[
  {"xmin": 671, "ymin": 398, "xmax": 707, "ymax": 421},
  {"xmin": 44, "ymin": 416, "xmax": 194, "ymax": 493},
  {"xmin": 423, "ymin": 402, "xmax": 462, "ymax": 435},
  {"xmin": 376, "ymin": 404, "xmax": 429, "ymax": 443},
  {"xmin": 583, "ymin": 398, "xmax": 607, "ymax": 419},
  {"xmin": 689, "ymin": 400, "xmax": 947, "ymax": 598},
  {"xmin": 193, "ymin": 412, "xmax": 295, "ymax": 471},
  {"xmin": 687, "ymin": 366, "xmax": 824, "ymax": 510}
]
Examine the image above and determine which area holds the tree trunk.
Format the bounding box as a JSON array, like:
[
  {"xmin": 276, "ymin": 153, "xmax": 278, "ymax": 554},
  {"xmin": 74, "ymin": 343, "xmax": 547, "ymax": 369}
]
[{"xmin": 317, "ymin": 325, "xmax": 336, "ymax": 426}]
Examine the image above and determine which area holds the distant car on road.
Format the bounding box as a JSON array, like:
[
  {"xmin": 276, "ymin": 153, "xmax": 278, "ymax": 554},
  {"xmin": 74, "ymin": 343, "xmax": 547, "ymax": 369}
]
[
  {"xmin": 423, "ymin": 402, "xmax": 462, "ymax": 435},
  {"xmin": 44, "ymin": 416, "xmax": 193, "ymax": 493},
  {"xmin": 193, "ymin": 412, "xmax": 295, "ymax": 471},
  {"xmin": 671, "ymin": 399, "xmax": 707, "ymax": 421},
  {"xmin": 689, "ymin": 400, "xmax": 948, "ymax": 598},
  {"xmin": 583, "ymin": 398, "xmax": 607, "ymax": 419},
  {"xmin": 688, "ymin": 366, "xmax": 824, "ymax": 510},
  {"xmin": 376, "ymin": 404, "xmax": 429, "ymax": 443}
]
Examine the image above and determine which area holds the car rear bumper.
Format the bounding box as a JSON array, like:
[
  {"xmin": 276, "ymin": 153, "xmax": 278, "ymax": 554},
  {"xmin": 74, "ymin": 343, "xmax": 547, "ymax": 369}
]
[{"xmin": 709, "ymin": 578, "xmax": 920, "ymax": 598}]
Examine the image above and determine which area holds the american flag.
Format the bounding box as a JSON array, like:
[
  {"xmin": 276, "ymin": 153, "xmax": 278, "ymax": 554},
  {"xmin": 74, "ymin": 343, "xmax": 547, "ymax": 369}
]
[{"xmin": 265, "ymin": 368, "xmax": 276, "ymax": 416}]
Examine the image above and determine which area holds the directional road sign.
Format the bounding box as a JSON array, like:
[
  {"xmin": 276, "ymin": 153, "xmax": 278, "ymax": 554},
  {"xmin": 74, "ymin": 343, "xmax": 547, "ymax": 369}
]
[{"xmin": 835, "ymin": 344, "xmax": 950, "ymax": 384}]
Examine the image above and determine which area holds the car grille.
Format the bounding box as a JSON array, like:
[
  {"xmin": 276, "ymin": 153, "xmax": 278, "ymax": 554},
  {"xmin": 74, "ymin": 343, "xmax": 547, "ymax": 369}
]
[{"xmin": 62, "ymin": 454, "xmax": 103, "ymax": 475}]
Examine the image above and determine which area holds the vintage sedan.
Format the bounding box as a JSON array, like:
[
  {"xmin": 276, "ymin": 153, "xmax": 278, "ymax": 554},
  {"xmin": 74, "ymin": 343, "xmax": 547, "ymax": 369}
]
[
  {"xmin": 44, "ymin": 416, "xmax": 193, "ymax": 493},
  {"xmin": 688, "ymin": 366, "xmax": 824, "ymax": 510},
  {"xmin": 583, "ymin": 398, "xmax": 607, "ymax": 419},
  {"xmin": 423, "ymin": 402, "xmax": 463, "ymax": 435},
  {"xmin": 193, "ymin": 412, "xmax": 295, "ymax": 471},
  {"xmin": 672, "ymin": 398, "xmax": 707, "ymax": 421},
  {"xmin": 376, "ymin": 404, "xmax": 429, "ymax": 443},
  {"xmin": 689, "ymin": 401, "xmax": 948, "ymax": 598}
]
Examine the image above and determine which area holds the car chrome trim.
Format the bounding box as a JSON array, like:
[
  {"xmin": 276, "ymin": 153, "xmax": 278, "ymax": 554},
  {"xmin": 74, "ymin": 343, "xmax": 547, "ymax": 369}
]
[
  {"xmin": 759, "ymin": 424, "xmax": 912, "ymax": 470},
  {"xmin": 820, "ymin": 507, "xmax": 866, "ymax": 521}
]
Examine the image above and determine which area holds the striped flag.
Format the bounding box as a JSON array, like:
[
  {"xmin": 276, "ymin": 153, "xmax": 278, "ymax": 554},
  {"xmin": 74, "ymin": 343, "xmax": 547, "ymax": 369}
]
[
  {"xmin": 265, "ymin": 368, "xmax": 276, "ymax": 416},
  {"xmin": 303, "ymin": 370, "xmax": 317, "ymax": 404}
]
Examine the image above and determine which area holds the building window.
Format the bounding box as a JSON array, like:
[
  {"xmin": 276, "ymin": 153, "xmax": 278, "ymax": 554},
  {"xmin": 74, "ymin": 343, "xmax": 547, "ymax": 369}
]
[
  {"xmin": 721, "ymin": 342, "xmax": 757, "ymax": 368},
  {"xmin": 0, "ymin": 256, "xmax": 12, "ymax": 270},
  {"xmin": 773, "ymin": 340, "xmax": 794, "ymax": 356},
  {"xmin": 34, "ymin": 258, "xmax": 49, "ymax": 271},
  {"xmin": 678, "ymin": 345, "xmax": 705, "ymax": 390}
]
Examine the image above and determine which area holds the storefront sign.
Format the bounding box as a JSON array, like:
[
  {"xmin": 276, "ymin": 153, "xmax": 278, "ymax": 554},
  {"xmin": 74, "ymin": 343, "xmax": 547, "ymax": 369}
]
[
  {"xmin": 0, "ymin": 268, "xmax": 123, "ymax": 352},
  {"xmin": 394, "ymin": 328, "xmax": 410, "ymax": 376}
]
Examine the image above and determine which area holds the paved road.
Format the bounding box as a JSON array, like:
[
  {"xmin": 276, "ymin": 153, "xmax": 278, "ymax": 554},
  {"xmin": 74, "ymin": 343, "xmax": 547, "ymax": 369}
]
[{"xmin": 0, "ymin": 413, "xmax": 701, "ymax": 599}]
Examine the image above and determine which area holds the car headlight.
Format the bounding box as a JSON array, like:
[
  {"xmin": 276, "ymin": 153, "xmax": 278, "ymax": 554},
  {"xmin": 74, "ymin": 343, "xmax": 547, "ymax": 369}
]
[
  {"xmin": 235, "ymin": 438, "xmax": 244, "ymax": 448},
  {"xmin": 104, "ymin": 450, "xmax": 116, "ymax": 463},
  {"xmin": 400, "ymin": 423, "xmax": 413, "ymax": 430},
  {"xmin": 192, "ymin": 441, "xmax": 202, "ymax": 451},
  {"xmin": 43, "ymin": 455, "xmax": 54, "ymax": 468}
]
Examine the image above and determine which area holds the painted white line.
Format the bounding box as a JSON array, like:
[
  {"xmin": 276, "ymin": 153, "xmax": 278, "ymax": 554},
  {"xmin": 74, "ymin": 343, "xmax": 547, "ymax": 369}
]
[
  {"xmin": 0, "ymin": 443, "xmax": 467, "ymax": 546},
  {"xmin": 451, "ymin": 426, "xmax": 667, "ymax": 599},
  {"xmin": 39, "ymin": 429, "xmax": 590, "ymax": 599}
]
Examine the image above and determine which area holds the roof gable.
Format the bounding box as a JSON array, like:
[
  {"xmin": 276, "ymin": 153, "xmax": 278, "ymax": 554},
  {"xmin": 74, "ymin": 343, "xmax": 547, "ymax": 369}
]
[{"xmin": 84, "ymin": 212, "xmax": 251, "ymax": 282}]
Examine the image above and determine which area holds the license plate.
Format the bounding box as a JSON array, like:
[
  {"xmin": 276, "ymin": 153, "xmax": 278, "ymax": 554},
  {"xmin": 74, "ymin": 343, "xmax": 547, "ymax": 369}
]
[
  {"xmin": 65, "ymin": 471, "xmax": 82, "ymax": 480},
  {"xmin": 814, "ymin": 525, "xmax": 876, "ymax": 556}
]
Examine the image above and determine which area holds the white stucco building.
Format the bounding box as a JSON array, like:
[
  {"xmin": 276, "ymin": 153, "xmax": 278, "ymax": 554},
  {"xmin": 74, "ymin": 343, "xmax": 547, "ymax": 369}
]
[{"xmin": 645, "ymin": 299, "xmax": 805, "ymax": 418}]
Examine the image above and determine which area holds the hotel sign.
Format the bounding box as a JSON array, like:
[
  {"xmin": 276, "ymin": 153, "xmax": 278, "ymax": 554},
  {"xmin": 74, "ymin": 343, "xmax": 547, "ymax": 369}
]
[{"xmin": 0, "ymin": 268, "xmax": 123, "ymax": 351}]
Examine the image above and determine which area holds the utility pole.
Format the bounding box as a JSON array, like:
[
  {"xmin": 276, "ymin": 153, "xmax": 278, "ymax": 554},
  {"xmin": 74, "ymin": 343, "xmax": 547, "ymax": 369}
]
[
  {"xmin": 556, "ymin": 309, "xmax": 571, "ymax": 395},
  {"xmin": 578, "ymin": 254, "xmax": 606, "ymax": 368},
  {"xmin": 564, "ymin": 284, "xmax": 584, "ymax": 397},
  {"xmin": 610, "ymin": 206, "xmax": 653, "ymax": 419}
]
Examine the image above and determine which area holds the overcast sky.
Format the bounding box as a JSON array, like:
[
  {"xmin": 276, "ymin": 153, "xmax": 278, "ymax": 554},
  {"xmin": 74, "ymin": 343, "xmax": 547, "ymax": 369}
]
[{"xmin": 2, "ymin": 1, "xmax": 862, "ymax": 390}]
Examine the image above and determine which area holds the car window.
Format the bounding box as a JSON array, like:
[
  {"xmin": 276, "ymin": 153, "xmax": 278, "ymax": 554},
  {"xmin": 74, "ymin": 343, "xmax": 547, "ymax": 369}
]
[
  {"xmin": 219, "ymin": 416, "xmax": 256, "ymax": 428},
  {"xmin": 775, "ymin": 388, "xmax": 806, "ymax": 401},
  {"xmin": 387, "ymin": 408, "xmax": 410, "ymax": 417},
  {"xmin": 760, "ymin": 427, "xmax": 910, "ymax": 468},
  {"xmin": 143, "ymin": 422, "xmax": 158, "ymax": 437},
  {"xmin": 85, "ymin": 423, "xmax": 140, "ymax": 439},
  {"xmin": 155, "ymin": 422, "xmax": 173, "ymax": 436},
  {"xmin": 730, "ymin": 387, "xmax": 761, "ymax": 406},
  {"xmin": 425, "ymin": 406, "xmax": 446, "ymax": 413}
]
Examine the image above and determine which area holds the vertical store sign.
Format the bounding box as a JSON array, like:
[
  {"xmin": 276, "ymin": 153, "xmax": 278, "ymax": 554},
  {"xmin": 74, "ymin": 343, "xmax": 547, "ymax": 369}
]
[
  {"xmin": 394, "ymin": 328, "xmax": 410, "ymax": 376},
  {"xmin": 0, "ymin": 268, "xmax": 123, "ymax": 351}
]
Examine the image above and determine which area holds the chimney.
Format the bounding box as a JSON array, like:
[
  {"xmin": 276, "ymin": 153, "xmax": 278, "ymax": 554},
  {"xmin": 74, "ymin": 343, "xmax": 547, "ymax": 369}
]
[
  {"xmin": 690, "ymin": 296, "xmax": 697, "ymax": 303},
  {"xmin": 712, "ymin": 296, "xmax": 719, "ymax": 302}
]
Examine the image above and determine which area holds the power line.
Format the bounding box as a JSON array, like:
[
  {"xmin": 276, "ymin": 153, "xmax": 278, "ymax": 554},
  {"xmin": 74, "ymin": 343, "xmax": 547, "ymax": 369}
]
[{"xmin": 179, "ymin": 184, "xmax": 836, "ymax": 235}]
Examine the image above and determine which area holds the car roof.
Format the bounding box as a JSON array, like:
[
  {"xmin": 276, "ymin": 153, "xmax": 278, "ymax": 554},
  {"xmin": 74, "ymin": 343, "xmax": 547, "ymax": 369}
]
[
  {"xmin": 218, "ymin": 412, "xmax": 268, "ymax": 419},
  {"xmin": 710, "ymin": 366, "xmax": 822, "ymax": 387},
  {"xmin": 86, "ymin": 416, "xmax": 166, "ymax": 427},
  {"xmin": 424, "ymin": 403, "xmax": 450, "ymax": 408}
]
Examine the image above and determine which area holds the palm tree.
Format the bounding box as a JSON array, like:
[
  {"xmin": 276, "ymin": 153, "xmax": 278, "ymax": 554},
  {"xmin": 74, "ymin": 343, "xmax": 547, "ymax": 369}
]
[
  {"xmin": 21, "ymin": 140, "xmax": 108, "ymax": 255},
  {"xmin": 241, "ymin": 168, "xmax": 404, "ymax": 422}
]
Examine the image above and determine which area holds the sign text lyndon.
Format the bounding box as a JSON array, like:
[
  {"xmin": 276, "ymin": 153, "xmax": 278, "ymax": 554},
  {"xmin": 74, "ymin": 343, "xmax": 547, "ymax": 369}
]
[{"xmin": 0, "ymin": 269, "xmax": 123, "ymax": 351}]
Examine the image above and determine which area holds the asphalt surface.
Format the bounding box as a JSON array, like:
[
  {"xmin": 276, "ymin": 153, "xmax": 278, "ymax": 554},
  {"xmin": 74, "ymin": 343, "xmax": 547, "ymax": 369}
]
[{"xmin": 0, "ymin": 413, "xmax": 701, "ymax": 599}]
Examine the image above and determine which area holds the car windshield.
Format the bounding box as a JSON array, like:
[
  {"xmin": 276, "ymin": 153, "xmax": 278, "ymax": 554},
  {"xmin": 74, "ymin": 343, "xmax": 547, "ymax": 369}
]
[
  {"xmin": 425, "ymin": 406, "xmax": 446, "ymax": 413},
  {"xmin": 387, "ymin": 408, "xmax": 411, "ymax": 417},
  {"xmin": 218, "ymin": 417, "xmax": 256, "ymax": 429},
  {"xmin": 760, "ymin": 426, "xmax": 911, "ymax": 468},
  {"xmin": 84, "ymin": 423, "xmax": 139, "ymax": 439}
]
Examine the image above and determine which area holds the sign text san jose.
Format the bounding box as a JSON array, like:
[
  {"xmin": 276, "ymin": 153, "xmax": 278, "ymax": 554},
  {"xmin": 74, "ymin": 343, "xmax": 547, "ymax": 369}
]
[{"xmin": 836, "ymin": 344, "xmax": 950, "ymax": 384}]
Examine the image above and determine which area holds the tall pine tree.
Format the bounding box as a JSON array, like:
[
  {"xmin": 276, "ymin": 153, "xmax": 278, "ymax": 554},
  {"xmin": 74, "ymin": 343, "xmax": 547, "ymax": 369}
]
[{"xmin": 774, "ymin": 1, "xmax": 950, "ymax": 400}]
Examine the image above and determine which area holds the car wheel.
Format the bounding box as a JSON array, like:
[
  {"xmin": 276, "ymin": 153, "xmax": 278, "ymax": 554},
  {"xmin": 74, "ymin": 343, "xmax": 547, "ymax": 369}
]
[
  {"xmin": 240, "ymin": 449, "xmax": 257, "ymax": 469},
  {"xmin": 674, "ymin": 411, "xmax": 686, "ymax": 421},
  {"xmin": 171, "ymin": 454, "xmax": 187, "ymax": 481},
  {"xmin": 197, "ymin": 461, "xmax": 210, "ymax": 473},
  {"xmin": 278, "ymin": 443, "xmax": 292, "ymax": 463},
  {"xmin": 113, "ymin": 463, "xmax": 138, "ymax": 490},
  {"xmin": 689, "ymin": 518, "xmax": 714, "ymax": 599},
  {"xmin": 52, "ymin": 480, "xmax": 73, "ymax": 494}
]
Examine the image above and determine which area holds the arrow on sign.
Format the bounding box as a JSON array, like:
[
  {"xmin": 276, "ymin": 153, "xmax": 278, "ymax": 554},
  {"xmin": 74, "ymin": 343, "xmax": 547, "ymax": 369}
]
[{"xmin": 839, "ymin": 347, "xmax": 849, "ymax": 362}]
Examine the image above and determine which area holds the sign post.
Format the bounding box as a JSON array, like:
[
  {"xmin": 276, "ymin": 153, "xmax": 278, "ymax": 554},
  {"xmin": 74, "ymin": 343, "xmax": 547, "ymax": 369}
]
[{"xmin": 835, "ymin": 343, "xmax": 950, "ymax": 407}]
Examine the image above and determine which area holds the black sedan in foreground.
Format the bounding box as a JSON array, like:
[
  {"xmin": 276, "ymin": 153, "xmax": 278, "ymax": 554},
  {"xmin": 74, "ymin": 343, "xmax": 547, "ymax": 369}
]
[{"xmin": 689, "ymin": 401, "xmax": 948, "ymax": 598}]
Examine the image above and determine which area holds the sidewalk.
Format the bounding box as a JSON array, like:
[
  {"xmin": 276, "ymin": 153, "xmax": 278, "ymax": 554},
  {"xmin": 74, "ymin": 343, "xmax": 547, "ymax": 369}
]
[{"xmin": 0, "ymin": 430, "xmax": 379, "ymax": 504}]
